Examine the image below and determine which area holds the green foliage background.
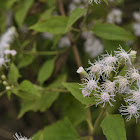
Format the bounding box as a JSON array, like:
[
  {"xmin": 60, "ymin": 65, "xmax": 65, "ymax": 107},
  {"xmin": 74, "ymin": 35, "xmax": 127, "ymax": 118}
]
[{"xmin": 0, "ymin": 0, "xmax": 140, "ymax": 140}]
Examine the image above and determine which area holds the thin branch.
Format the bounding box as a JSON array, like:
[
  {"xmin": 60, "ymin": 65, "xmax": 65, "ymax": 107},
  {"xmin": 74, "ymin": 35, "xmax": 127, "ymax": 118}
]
[{"xmin": 58, "ymin": 1, "xmax": 93, "ymax": 139}]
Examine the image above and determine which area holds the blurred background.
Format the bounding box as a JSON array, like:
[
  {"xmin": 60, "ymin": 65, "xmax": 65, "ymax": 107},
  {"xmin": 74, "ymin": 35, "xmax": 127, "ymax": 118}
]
[{"xmin": 0, "ymin": 0, "xmax": 140, "ymax": 139}]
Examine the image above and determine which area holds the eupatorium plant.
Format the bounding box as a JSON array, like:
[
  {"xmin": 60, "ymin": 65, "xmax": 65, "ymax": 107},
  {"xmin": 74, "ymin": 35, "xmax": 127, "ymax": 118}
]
[{"xmin": 77, "ymin": 46, "xmax": 140, "ymax": 122}]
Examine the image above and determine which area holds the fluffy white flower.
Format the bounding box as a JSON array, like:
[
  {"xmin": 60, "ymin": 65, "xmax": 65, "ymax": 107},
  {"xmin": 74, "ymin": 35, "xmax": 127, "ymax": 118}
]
[
  {"xmin": 133, "ymin": 12, "xmax": 140, "ymax": 22},
  {"xmin": 107, "ymin": 9, "xmax": 122, "ymax": 24},
  {"xmin": 87, "ymin": 59, "xmax": 103, "ymax": 75},
  {"xmin": 126, "ymin": 68, "xmax": 140, "ymax": 84},
  {"xmin": 58, "ymin": 36, "xmax": 71, "ymax": 48},
  {"xmin": 102, "ymin": 53, "xmax": 118, "ymax": 66},
  {"xmin": 119, "ymin": 103, "xmax": 140, "ymax": 122},
  {"xmin": 13, "ymin": 133, "xmax": 32, "ymax": 140},
  {"xmin": 94, "ymin": 91, "xmax": 116, "ymax": 107},
  {"xmin": 69, "ymin": 0, "xmax": 87, "ymax": 14},
  {"xmin": 115, "ymin": 46, "xmax": 131, "ymax": 65},
  {"xmin": 82, "ymin": 89, "xmax": 90, "ymax": 97},
  {"xmin": 84, "ymin": 37, "xmax": 104, "ymax": 58},
  {"xmin": 101, "ymin": 80, "xmax": 116, "ymax": 94},
  {"xmin": 102, "ymin": 65, "xmax": 116, "ymax": 79},
  {"xmin": 42, "ymin": 32, "xmax": 53, "ymax": 40},
  {"xmin": 0, "ymin": 58, "xmax": 10, "ymax": 67},
  {"xmin": 88, "ymin": 0, "xmax": 101, "ymax": 5},
  {"xmin": 4, "ymin": 49, "xmax": 17, "ymax": 56},
  {"xmin": 115, "ymin": 76, "xmax": 129, "ymax": 93},
  {"xmin": 0, "ymin": 26, "xmax": 16, "ymax": 49},
  {"xmin": 80, "ymin": 73, "xmax": 98, "ymax": 96},
  {"xmin": 132, "ymin": 23, "xmax": 140, "ymax": 36},
  {"xmin": 82, "ymin": 31, "xmax": 94, "ymax": 39},
  {"xmin": 125, "ymin": 87, "xmax": 140, "ymax": 105},
  {"xmin": 10, "ymin": 50, "xmax": 17, "ymax": 56}
]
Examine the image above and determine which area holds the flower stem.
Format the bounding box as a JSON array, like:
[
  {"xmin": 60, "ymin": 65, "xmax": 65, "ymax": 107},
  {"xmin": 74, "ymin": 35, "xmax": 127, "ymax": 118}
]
[
  {"xmin": 92, "ymin": 104, "xmax": 108, "ymax": 139},
  {"xmin": 22, "ymin": 50, "xmax": 59, "ymax": 56},
  {"xmin": 87, "ymin": 108, "xmax": 94, "ymax": 140},
  {"xmin": 57, "ymin": 0, "xmax": 94, "ymax": 137}
]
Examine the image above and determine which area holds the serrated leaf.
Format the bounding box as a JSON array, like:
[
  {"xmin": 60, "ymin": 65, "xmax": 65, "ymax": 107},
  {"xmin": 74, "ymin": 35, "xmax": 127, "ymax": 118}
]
[
  {"xmin": 8, "ymin": 63, "xmax": 20, "ymax": 84},
  {"xmin": 67, "ymin": 8, "xmax": 87, "ymax": 29},
  {"xmin": 63, "ymin": 83, "xmax": 96, "ymax": 106},
  {"xmin": 14, "ymin": 0, "xmax": 34, "ymax": 27},
  {"xmin": 92, "ymin": 23, "xmax": 135, "ymax": 41},
  {"xmin": 33, "ymin": 118, "xmax": 80, "ymax": 140},
  {"xmin": 38, "ymin": 58, "xmax": 55, "ymax": 84},
  {"xmin": 30, "ymin": 16, "xmax": 68, "ymax": 34},
  {"xmin": 101, "ymin": 115, "xmax": 127, "ymax": 140}
]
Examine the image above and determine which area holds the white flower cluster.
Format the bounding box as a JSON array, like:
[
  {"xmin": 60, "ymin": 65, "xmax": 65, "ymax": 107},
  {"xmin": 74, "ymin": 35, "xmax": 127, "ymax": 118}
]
[
  {"xmin": 69, "ymin": 0, "xmax": 101, "ymax": 14},
  {"xmin": 82, "ymin": 31, "xmax": 104, "ymax": 58},
  {"xmin": 0, "ymin": 26, "xmax": 17, "ymax": 67},
  {"xmin": 88, "ymin": 0, "xmax": 101, "ymax": 5},
  {"xmin": 107, "ymin": 9, "xmax": 122, "ymax": 24},
  {"xmin": 14, "ymin": 133, "xmax": 32, "ymax": 140},
  {"xmin": 77, "ymin": 46, "xmax": 140, "ymax": 122},
  {"xmin": 132, "ymin": 11, "xmax": 140, "ymax": 36}
]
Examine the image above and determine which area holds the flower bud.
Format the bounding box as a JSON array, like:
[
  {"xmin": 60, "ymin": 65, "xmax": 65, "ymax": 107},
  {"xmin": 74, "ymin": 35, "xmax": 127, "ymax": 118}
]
[
  {"xmin": 130, "ymin": 50, "xmax": 137, "ymax": 63},
  {"xmin": 1, "ymin": 75, "xmax": 6, "ymax": 80},
  {"xmin": 3, "ymin": 81, "xmax": 8, "ymax": 86},
  {"xmin": 6, "ymin": 86, "xmax": 11, "ymax": 90},
  {"xmin": 77, "ymin": 66, "xmax": 88, "ymax": 77}
]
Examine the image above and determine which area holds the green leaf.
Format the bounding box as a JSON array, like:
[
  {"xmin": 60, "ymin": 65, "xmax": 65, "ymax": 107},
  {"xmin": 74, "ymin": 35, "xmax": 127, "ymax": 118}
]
[
  {"xmin": 18, "ymin": 91, "xmax": 59, "ymax": 118},
  {"xmin": 14, "ymin": 0, "xmax": 34, "ymax": 27},
  {"xmin": 67, "ymin": 8, "xmax": 87, "ymax": 29},
  {"xmin": 19, "ymin": 80, "xmax": 41, "ymax": 98},
  {"xmin": 38, "ymin": 58, "xmax": 55, "ymax": 84},
  {"xmin": 18, "ymin": 43, "xmax": 36, "ymax": 68},
  {"xmin": 18, "ymin": 74, "xmax": 67, "ymax": 118},
  {"xmin": 63, "ymin": 83, "xmax": 96, "ymax": 106},
  {"xmin": 92, "ymin": 23, "xmax": 135, "ymax": 41},
  {"xmin": 18, "ymin": 55, "xmax": 35, "ymax": 68},
  {"xmin": 8, "ymin": 63, "xmax": 20, "ymax": 84},
  {"xmin": 30, "ymin": 16, "xmax": 68, "ymax": 34},
  {"xmin": 40, "ymin": 7, "xmax": 55, "ymax": 20},
  {"xmin": 101, "ymin": 115, "xmax": 127, "ymax": 140},
  {"xmin": 103, "ymin": 40, "xmax": 129, "ymax": 54},
  {"xmin": 33, "ymin": 118, "xmax": 80, "ymax": 140},
  {"xmin": 104, "ymin": 0, "xmax": 108, "ymax": 5},
  {"xmin": 55, "ymin": 94, "xmax": 88, "ymax": 126}
]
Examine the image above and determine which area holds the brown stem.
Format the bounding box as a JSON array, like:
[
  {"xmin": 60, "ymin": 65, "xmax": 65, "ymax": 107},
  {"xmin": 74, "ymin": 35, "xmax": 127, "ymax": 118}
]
[
  {"xmin": 58, "ymin": 1, "xmax": 93, "ymax": 139},
  {"xmin": 57, "ymin": 0, "xmax": 65, "ymax": 16}
]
